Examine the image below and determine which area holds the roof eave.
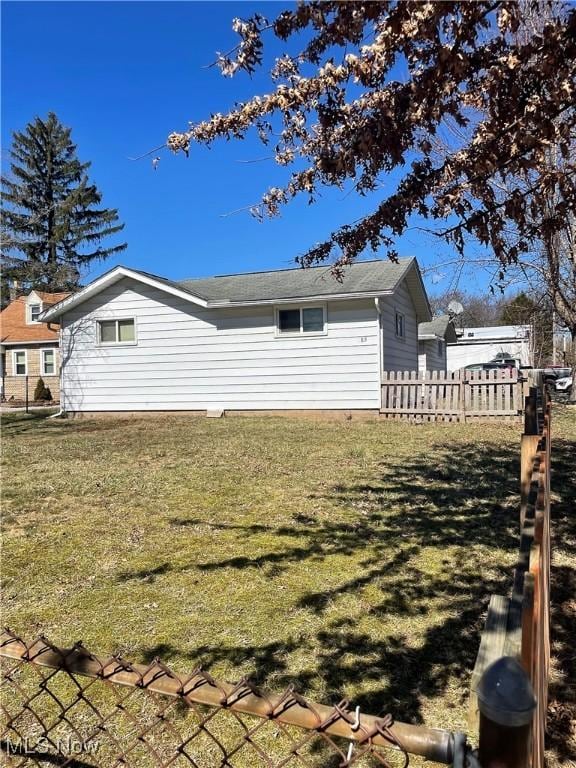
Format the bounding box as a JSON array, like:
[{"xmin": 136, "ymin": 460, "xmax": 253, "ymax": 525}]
[
  {"xmin": 40, "ymin": 266, "xmax": 209, "ymax": 321},
  {"xmin": 206, "ymin": 290, "xmax": 395, "ymax": 308},
  {"xmin": 401, "ymin": 260, "xmax": 433, "ymax": 323},
  {"xmin": 1, "ymin": 339, "xmax": 59, "ymax": 345}
]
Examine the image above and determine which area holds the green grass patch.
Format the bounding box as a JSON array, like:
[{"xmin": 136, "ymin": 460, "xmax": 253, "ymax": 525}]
[{"xmin": 2, "ymin": 408, "xmax": 575, "ymax": 749}]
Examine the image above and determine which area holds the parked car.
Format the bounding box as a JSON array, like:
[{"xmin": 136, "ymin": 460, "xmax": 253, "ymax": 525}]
[
  {"xmin": 465, "ymin": 353, "xmax": 518, "ymax": 370},
  {"xmin": 462, "ymin": 362, "xmax": 515, "ymax": 373},
  {"xmin": 543, "ymin": 366, "xmax": 571, "ymax": 383},
  {"xmin": 463, "ymin": 363, "xmax": 502, "ymax": 371},
  {"xmin": 489, "ymin": 353, "xmax": 518, "ymax": 368},
  {"xmin": 555, "ymin": 375, "xmax": 573, "ymax": 393},
  {"xmin": 550, "ymin": 374, "xmax": 574, "ymax": 402}
]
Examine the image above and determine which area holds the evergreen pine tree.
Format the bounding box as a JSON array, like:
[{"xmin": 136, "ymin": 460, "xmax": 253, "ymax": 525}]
[{"xmin": 1, "ymin": 113, "xmax": 126, "ymax": 292}]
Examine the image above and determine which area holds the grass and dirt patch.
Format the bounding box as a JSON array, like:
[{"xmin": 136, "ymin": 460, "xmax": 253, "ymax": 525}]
[{"xmin": 1, "ymin": 408, "xmax": 574, "ymax": 762}]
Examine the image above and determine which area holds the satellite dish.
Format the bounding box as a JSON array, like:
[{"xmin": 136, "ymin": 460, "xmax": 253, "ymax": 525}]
[{"xmin": 448, "ymin": 300, "xmax": 464, "ymax": 316}]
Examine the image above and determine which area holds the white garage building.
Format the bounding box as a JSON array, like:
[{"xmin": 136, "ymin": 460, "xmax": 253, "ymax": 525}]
[{"xmin": 446, "ymin": 325, "xmax": 533, "ymax": 370}]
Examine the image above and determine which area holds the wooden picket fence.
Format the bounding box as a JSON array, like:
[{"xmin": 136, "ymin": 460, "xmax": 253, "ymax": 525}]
[{"xmin": 380, "ymin": 369, "xmax": 524, "ymax": 422}]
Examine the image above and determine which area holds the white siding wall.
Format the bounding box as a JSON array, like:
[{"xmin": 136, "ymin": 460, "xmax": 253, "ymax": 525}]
[
  {"xmin": 418, "ymin": 339, "xmax": 446, "ymax": 372},
  {"xmin": 446, "ymin": 339, "xmax": 531, "ymax": 370},
  {"xmin": 380, "ymin": 282, "xmax": 418, "ymax": 371},
  {"xmin": 60, "ymin": 278, "xmax": 381, "ymax": 411}
]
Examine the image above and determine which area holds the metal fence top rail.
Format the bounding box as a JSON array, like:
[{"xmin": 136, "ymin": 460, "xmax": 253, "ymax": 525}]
[{"xmin": 0, "ymin": 631, "xmax": 464, "ymax": 766}]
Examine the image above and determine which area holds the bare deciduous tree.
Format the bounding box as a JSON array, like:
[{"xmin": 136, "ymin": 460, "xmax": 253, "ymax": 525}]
[
  {"xmin": 167, "ymin": 2, "xmax": 575, "ymax": 268},
  {"xmin": 165, "ymin": 1, "xmax": 576, "ymax": 394}
]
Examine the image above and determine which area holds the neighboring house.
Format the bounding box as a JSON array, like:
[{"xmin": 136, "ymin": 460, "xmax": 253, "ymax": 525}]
[
  {"xmin": 446, "ymin": 325, "xmax": 533, "ymax": 371},
  {"xmin": 40, "ymin": 259, "xmax": 432, "ymax": 413},
  {"xmin": 418, "ymin": 315, "xmax": 458, "ymax": 372},
  {"xmin": 0, "ymin": 290, "xmax": 70, "ymax": 401}
]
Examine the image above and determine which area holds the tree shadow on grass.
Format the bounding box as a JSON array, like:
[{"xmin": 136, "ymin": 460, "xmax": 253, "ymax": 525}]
[
  {"xmin": 546, "ymin": 435, "xmax": 576, "ymax": 765},
  {"xmin": 1, "ymin": 411, "xmax": 61, "ymax": 436},
  {"xmin": 126, "ymin": 439, "xmax": 524, "ymax": 725},
  {"xmin": 1, "ymin": 412, "xmax": 126, "ymax": 438},
  {"xmin": 129, "ymin": 425, "xmax": 575, "ymax": 739}
]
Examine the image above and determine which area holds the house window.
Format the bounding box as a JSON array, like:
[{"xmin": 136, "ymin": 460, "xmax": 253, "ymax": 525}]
[
  {"xmin": 13, "ymin": 350, "xmax": 27, "ymax": 375},
  {"xmin": 278, "ymin": 309, "xmax": 300, "ymax": 333},
  {"xmin": 97, "ymin": 318, "xmax": 136, "ymax": 344},
  {"xmin": 395, "ymin": 312, "xmax": 405, "ymax": 338},
  {"xmin": 438, "ymin": 339, "xmax": 444, "ymax": 356},
  {"xmin": 276, "ymin": 306, "xmax": 325, "ymax": 335},
  {"xmin": 42, "ymin": 349, "xmax": 56, "ymax": 376},
  {"xmin": 29, "ymin": 303, "xmax": 42, "ymax": 323}
]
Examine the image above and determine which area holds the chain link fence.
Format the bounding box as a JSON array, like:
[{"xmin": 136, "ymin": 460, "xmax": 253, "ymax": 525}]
[
  {"xmin": 0, "ymin": 631, "xmax": 465, "ymax": 768},
  {"xmin": 1, "ymin": 375, "xmax": 59, "ymax": 410}
]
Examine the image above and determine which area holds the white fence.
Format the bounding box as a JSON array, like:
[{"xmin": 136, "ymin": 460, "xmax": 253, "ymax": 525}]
[{"xmin": 380, "ymin": 369, "xmax": 524, "ymax": 422}]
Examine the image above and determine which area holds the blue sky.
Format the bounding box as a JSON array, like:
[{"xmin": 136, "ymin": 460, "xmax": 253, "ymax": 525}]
[{"xmin": 2, "ymin": 1, "xmax": 498, "ymax": 297}]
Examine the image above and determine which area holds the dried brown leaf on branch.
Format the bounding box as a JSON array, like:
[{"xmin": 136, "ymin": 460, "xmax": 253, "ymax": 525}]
[{"xmin": 167, "ymin": 0, "xmax": 576, "ymax": 345}]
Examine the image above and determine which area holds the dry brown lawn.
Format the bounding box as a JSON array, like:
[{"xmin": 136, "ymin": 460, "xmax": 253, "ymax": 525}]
[{"xmin": 1, "ymin": 407, "xmax": 574, "ymax": 765}]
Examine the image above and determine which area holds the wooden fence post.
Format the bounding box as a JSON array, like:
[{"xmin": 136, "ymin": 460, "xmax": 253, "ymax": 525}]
[
  {"xmin": 524, "ymin": 388, "xmax": 538, "ymax": 435},
  {"xmin": 459, "ymin": 373, "xmax": 466, "ymax": 423},
  {"xmin": 477, "ymin": 656, "xmax": 536, "ymax": 768},
  {"xmin": 520, "ymin": 433, "xmax": 540, "ymax": 526}
]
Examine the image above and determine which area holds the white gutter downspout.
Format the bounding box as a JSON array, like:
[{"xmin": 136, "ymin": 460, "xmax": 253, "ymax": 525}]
[
  {"xmin": 375, "ymin": 299, "xmax": 383, "ymax": 409},
  {"xmin": 49, "ymin": 318, "xmax": 66, "ymax": 418}
]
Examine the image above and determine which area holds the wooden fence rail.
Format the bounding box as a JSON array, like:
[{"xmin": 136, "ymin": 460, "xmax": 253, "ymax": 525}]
[
  {"xmin": 380, "ymin": 369, "xmax": 524, "ymax": 422},
  {"xmin": 470, "ymin": 389, "xmax": 551, "ymax": 768}
]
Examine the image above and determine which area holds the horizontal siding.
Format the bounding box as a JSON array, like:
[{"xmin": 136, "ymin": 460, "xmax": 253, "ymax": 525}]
[
  {"xmin": 380, "ymin": 282, "xmax": 418, "ymax": 372},
  {"xmin": 418, "ymin": 340, "xmax": 445, "ymax": 372},
  {"xmin": 62, "ymin": 340, "xmax": 377, "ymax": 358},
  {"xmin": 61, "ymin": 278, "xmax": 381, "ymax": 411},
  {"xmin": 65, "ymin": 328, "xmax": 377, "ymax": 349},
  {"xmin": 64, "ymin": 400, "xmax": 379, "ymax": 411},
  {"xmin": 63, "ymin": 357, "xmax": 378, "ymax": 375},
  {"xmin": 61, "ymin": 373, "xmax": 380, "ymax": 386}
]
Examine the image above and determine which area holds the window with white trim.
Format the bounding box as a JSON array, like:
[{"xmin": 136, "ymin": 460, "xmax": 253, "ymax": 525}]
[
  {"xmin": 42, "ymin": 349, "xmax": 56, "ymax": 376},
  {"xmin": 276, "ymin": 306, "xmax": 325, "ymax": 335},
  {"xmin": 29, "ymin": 303, "xmax": 42, "ymax": 323},
  {"xmin": 13, "ymin": 350, "xmax": 27, "ymax": 375},
  {"xmin": 97, "ymin": 318, "xmax": 136, "ymax": 344},
  {"xmin": 395, "ymin": 311, "xmax": 405, "ymax": 338}
]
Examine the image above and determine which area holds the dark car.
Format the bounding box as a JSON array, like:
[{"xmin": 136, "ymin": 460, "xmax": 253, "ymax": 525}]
[
  {"xmin": 488, "ymin": 358, "xmax": 517, "ymax": 368},
  {"xmin": 543, "ymin": 366, "xmax": 571, "ymax": 382},
  {"xmin": 463, "ymin": 362, "xmax": 508, "ymax": 371},
  {"xmin": 490, "ymin": 353, "xmax": 518, "ymax": 365}
]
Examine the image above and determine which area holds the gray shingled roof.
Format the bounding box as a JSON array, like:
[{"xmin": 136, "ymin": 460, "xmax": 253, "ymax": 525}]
[
  {"xmin": 41, "ymin": 257, "xmax": 432, "ymax": 323},
  {"xmin": 176, "ymin": 258, "xmax": 415, "ymax": 303},
  {"xmin": 418, "ymin": 315, "xmax": 458, "ymax": 342}
]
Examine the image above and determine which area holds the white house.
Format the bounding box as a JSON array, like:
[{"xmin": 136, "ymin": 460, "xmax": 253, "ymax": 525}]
[
  {"xmin": 418, "ymin": 315, "xmax": 458, "ymax": 372},
  {"xmin": 40, "ymin": 258, "xmax": 431, "ymax": 413},
  {"xmin": 446, "ymin": 325, "xmax": 533, "ymax": 371}
]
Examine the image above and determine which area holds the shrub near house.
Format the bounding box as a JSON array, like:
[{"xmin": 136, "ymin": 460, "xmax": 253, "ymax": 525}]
[{"xmin": 34, "ymin": 377, "xmax": 53, "ymax": 402}]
